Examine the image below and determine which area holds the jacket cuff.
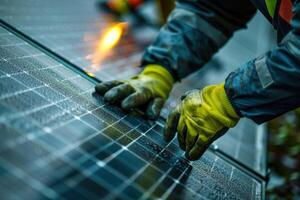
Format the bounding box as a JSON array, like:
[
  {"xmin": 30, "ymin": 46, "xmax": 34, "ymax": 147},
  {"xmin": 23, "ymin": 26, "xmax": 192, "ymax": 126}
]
[{"xmin": 219, "ymin": 83, "xmax": 240, "ymax": 120}]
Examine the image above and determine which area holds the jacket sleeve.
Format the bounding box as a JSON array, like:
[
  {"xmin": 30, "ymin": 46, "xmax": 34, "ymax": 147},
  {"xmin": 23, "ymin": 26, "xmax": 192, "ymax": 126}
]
[
  {"xmin": 225, "ymin": 2, "xmax": 300, "ymax": 124},
  {"xmin": 141, "ymin": 0, "xmax": 257, "ymax": 81}
]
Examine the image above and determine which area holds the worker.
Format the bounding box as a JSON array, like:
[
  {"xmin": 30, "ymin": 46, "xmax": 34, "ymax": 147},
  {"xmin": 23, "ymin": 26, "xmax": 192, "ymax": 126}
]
[{"xmin": 95, "ymin": 0, "xmax": 300, "ymax": 161}]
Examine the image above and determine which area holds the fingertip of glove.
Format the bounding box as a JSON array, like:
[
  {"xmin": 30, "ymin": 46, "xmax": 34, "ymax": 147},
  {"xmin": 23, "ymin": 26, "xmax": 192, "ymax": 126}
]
[
  {"xmin": 146, "ymin": 98, "xmax": 164, "ymax": 120},
  {"xmin": 185, "ymin": 150, "xmax": 199, "ymax": 161},
  {"xmin": 147, "ymin": 113, "xmax": 159, "ymax": 120},
  {"xmin": 163, "ymin": 134, "xmax": 170, "ymax": 142},
  {"xmin": 163, "ymin": 128, "xmax": 172, "ymax": 142},
  {"xmin": 186, "ymin": 147, "xmax": 206, "ymax": 161},
  {"xmin": 104, "ymin": 90, "xmax": 116, "ymax": 102},
  {"xmin": 121, "ymin": 100, "xmax": 131, "ymax": 111},
  {"xmin": 95, "ymin": 84, "xmax": 106, "ymax": 94},
  {"xmin": 184, "ymin": 151, "xmax": 191, "ymax": 160},
  {"xmin": 178, "ymin": 142, "xmax": 186, "ymax": 151},
  {"xmin": 185, "ymin": 152, "xmax": 197, "ymax": 161},
  {"xmin": 146, "ymin": 108, "xmax": 159, "ymax": 120},
  {"xmin": 163, "ymin": 136, "xmax": 172, "ymax": 143}
]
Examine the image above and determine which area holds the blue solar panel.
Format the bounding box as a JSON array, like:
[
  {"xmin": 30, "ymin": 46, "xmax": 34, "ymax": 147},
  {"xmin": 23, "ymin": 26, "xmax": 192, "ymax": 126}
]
[
  {"xmin": 0, "ymin": 0, "xmax": 267, "ymax": 177},
  {"xmin": 0, "ymin": 25, "xmax": 264, "ymax": 199}
]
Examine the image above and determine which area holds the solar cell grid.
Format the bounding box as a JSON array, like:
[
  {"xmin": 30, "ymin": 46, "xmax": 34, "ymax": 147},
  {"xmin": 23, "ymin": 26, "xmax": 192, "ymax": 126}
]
[
  {"xmin": 0, "ymin": 26, "xmax": 264, "ymax": 199},
  {"xmin": 0, "ymin": 0, "xmax": 267, "ymax": 177}
]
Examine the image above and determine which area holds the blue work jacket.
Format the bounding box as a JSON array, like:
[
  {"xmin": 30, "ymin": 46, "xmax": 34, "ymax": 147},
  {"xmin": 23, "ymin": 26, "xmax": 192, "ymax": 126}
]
[{"xmin": 141, "ymin": 0, "xmax": 300, "ymax": 124}]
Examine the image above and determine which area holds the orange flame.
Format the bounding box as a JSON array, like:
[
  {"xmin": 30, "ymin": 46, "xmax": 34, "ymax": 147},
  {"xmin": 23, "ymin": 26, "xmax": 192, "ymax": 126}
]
[{"xmin": 86, "ymin": 22, "xmax": 128, "ymax": 71}]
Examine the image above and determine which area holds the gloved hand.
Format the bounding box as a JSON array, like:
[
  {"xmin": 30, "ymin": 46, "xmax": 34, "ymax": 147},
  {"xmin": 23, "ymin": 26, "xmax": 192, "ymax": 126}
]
[
  {"xmin": 95, "ymin": 64, "xmax": 174, "ymax": 119},
  {"xmin": 164, "ymin": 83, "xmax": 240, "ymax": 160}
]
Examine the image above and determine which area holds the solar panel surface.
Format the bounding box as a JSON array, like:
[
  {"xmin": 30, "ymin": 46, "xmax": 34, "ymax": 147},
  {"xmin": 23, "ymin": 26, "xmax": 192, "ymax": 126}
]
[
  {"xmin": 0, "ymin": 25, "xmax": 264, "ymax": 199},
  {"xmin": 0, "ymin": 0, "xmax": 267, "ymax": 177}
]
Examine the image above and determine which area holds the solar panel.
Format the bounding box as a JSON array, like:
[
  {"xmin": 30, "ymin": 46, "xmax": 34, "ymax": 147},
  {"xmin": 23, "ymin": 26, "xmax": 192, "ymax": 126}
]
[
  {"xmin": 0, "ymin": 25, "xmax": 264, "ymax": 199},
  {"xmin": 0, "ymin": 0, "xmax": 267, "ymax": 177}
]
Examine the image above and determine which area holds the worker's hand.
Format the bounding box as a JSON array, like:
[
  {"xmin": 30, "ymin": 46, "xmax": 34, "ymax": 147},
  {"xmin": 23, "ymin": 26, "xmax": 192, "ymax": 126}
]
[
  {"xmin": 164, "ymin": 83, "xmax": 240, "ymax": 160},
  {"xmin": 95, "ymin": 64, "xmax": 174, "ymax": 119}
]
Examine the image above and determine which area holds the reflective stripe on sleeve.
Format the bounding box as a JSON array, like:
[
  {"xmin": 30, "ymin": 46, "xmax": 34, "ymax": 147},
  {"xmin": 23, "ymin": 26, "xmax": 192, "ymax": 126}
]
[
  {"xmin": 265, "ymin": 0, "xmax": 277, "ymax": 17},
  {"xmin": 282, "ymin": 31, "xmax": 300, "ymax": 61},
  {"xmin": 255, "ymin": 55, "xmax": 274, "ymax": 88}
]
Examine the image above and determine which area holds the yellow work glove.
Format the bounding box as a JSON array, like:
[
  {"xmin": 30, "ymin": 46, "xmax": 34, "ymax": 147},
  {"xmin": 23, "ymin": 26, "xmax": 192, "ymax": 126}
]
[
  {"xmin": 95, "ymin": 64, "xmax": 174, "ymax": 119},
  {"xmin": 164, "ymin": 83, "xmax": 240, "ymax": 160}
]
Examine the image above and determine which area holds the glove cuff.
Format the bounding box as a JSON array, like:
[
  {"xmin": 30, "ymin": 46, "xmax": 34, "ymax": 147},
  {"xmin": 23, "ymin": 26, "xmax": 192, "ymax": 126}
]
[
  {"xmin": 203, "ymin": 83, "xmax": 239, "ymax": 128},
  {"xmin": 216, "ymin": 83, "xmax": 240, "ymax": 124},
  {"xmin": 140, "ymin": 64, "xmax": 174, "ymax": 98},
  {"xmin": 142, "ymin": 64, "xmax": 174, "ymax": 85}
]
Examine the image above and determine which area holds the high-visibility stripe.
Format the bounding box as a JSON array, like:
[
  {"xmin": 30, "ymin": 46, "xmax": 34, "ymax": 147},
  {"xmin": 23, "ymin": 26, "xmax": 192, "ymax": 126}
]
[
  {"xmin": 255, "ymin": 55, "xmax": 274, "ymax": 89},
  {"xmin": 282, "ymin": 32, "xmax": 300, "ymax": 62},
  {"xmin": 279, "ymin": 0, "xmax": 293, "ymax": 22},
  {"xmin": 265, "ymin": 0, "xmax": 277, "ymax": 17}
]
